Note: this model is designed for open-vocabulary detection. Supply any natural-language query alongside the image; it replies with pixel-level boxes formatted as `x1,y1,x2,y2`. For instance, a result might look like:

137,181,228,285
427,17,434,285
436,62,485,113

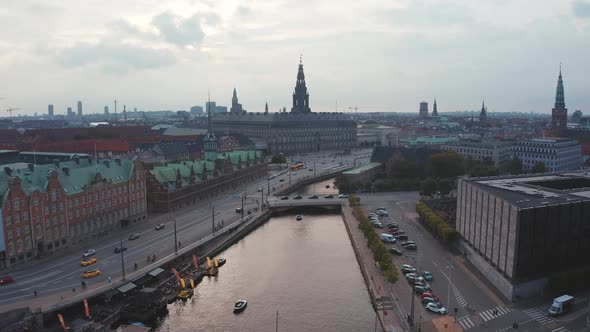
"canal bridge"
267,197,343,213
272,165,352,196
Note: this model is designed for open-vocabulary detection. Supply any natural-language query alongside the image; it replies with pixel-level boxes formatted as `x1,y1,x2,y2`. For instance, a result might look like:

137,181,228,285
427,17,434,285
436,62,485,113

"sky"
0,0,589,116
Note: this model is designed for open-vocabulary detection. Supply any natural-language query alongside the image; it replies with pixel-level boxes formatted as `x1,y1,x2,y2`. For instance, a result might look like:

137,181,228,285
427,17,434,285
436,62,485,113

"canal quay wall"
273,166,352,196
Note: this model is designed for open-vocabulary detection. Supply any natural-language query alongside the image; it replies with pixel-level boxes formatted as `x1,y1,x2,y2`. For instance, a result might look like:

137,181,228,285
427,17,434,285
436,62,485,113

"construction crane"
6,107,20,119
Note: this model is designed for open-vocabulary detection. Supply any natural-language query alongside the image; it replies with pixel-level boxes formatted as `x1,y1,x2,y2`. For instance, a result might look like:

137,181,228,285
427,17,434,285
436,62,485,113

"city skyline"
1,0,589,115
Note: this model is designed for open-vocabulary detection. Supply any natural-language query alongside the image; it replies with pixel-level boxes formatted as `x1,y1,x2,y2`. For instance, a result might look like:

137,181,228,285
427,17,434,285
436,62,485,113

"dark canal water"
153,212,377,332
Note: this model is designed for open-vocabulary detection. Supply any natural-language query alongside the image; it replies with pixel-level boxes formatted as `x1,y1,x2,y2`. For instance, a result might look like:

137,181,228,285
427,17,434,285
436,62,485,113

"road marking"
453,283,468,307
523,308,554,325
457,317,476,330
479,306,511,321
551,327,570,332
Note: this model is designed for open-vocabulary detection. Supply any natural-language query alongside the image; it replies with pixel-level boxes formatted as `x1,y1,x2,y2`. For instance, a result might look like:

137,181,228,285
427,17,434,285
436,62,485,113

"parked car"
392,230,406,236
82,249,96,258
324,194,334,198
390,248,403,256
155,224,165,230
128,233,140,240
425,302,447,315
114,246,127,254
308,195,319,199
401,241,416,247
421,292,441,303
257,187,263,192
0,275,14,285
386,222,399,228
279,178,285,182
338,194,348,198
422,297,440,305
396,234,409,241
414,285,431,295
236,207,244,213
280,196,289,200
82,270,102,278
404,243,418,250
422,271,433,281
372,222,384,228
401,264,416,274
293,195,303,199
80,258,97,266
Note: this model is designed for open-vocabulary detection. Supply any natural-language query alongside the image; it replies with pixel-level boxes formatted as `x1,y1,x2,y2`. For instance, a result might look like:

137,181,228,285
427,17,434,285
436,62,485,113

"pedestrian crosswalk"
452,284,468,307
551,327,570,332
479,306,511,321
457,317,476,330
523,308,554,325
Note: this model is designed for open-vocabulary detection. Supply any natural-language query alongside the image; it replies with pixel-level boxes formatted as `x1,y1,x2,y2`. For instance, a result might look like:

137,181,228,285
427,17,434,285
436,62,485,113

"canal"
153,211,378,331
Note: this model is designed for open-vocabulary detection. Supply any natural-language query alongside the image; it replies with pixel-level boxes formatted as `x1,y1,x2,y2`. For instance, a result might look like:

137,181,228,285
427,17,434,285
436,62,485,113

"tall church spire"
291,55,312,114
264,102,269,114
230,87,244,114
432,98,438,116
480,99,487,124
551,64,567,129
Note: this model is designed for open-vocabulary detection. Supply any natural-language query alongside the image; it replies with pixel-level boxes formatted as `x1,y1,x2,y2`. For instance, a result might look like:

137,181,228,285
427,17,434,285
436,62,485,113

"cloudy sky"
1,0,589,116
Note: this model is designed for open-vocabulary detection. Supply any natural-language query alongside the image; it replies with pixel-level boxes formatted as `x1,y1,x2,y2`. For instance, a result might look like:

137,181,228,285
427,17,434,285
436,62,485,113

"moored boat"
177,288,193,300
216,258,226,266
296,215,303,221
233,299,247,313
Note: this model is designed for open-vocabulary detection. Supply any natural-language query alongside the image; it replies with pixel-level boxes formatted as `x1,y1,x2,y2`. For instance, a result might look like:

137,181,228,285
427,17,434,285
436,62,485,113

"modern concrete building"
341,162,383,185
456,172,590,300
77,101,83,116
441,137,514,168
513,138,581,173
48,105,54,117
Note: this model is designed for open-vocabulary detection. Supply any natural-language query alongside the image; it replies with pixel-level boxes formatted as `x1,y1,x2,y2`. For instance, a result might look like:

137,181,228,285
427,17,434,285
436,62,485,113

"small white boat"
296,215,303,221
233,299,247,312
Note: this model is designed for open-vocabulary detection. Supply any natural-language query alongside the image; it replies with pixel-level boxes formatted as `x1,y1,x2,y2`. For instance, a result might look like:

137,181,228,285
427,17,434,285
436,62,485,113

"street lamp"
173,216,178,254
119,240,126,280
211,204,215,233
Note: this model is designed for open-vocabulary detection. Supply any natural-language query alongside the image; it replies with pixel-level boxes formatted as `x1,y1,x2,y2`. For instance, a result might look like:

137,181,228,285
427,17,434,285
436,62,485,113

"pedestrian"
134,262,138,270
33,290,37,297
178,241,182,248
107,276,112,283
72,288,76,293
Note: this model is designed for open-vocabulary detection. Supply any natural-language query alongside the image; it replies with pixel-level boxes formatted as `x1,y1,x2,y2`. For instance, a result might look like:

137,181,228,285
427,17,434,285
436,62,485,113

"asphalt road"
0,149,372,309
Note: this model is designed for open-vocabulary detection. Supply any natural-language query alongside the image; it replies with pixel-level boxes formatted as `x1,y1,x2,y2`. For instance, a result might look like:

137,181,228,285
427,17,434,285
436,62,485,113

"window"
24,225,29,234
36,225,42,238
23,212,29,221
15,227,21,237
14,214,20,223
7,230,12,240
5,216,11,225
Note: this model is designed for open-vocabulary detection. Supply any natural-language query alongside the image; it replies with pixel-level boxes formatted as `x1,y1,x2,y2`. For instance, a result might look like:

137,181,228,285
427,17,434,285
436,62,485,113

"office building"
441,137,513,168
67,107,73,116
104,106,109,115
77,101,83,116
205,101,216,114
456,172,590,300
48,105,54,117
513,138,581,173
215,106,227,114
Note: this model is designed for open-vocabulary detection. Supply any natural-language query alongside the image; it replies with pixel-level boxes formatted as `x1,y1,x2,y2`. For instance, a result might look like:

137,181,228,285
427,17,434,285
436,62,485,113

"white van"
380,233,396,243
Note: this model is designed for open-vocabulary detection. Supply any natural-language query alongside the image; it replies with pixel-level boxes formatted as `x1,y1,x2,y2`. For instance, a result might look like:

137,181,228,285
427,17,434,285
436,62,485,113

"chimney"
62,166,70,176
27,164,34,172
4,167,12,175
53,159,59,167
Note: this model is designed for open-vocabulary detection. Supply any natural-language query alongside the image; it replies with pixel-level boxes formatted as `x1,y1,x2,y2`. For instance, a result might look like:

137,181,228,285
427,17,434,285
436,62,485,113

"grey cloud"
202,12,221,26
28,2,61,15
236,6,252,17
56,40,175,75
152,12,205,47
572,1,590,17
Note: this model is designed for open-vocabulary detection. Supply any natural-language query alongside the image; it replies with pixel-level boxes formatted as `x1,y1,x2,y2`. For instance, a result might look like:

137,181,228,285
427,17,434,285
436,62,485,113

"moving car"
324,194,334,199
0,275,14,285
155,224,165,230
293,195,303,200
390,248,403,256
82,270,102,278
425,302,447,315
338,194,348,198
279,178,285,182
128,233,140,240
82,249,96,258
114,246,127,253
236,207,243,213
280,196,289,200
257,187,263,192
401,264,416,274
422,271,433,281
80,258,97,266
308,195,319,199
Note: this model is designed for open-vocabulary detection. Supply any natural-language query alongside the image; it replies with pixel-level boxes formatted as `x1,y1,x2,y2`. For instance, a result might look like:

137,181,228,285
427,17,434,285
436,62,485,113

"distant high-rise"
77,101,83,116
291,56,312,114
480,100,487,124
190,105,204,115
205,101,216,115
230,88,244,114
104,106,109,114
67,107,73,116
551,65,567,129
432,99,438,117
48,104,54,117
215,106,227,114
419,101,429,117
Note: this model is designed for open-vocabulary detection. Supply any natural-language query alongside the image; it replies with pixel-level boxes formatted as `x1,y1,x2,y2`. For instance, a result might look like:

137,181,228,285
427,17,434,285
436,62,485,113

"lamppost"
211,204,215,233
267,176,270,194
409,279,415,326
119,240,126,280
173,216,178,254
241,193,245,221
261,188,264,209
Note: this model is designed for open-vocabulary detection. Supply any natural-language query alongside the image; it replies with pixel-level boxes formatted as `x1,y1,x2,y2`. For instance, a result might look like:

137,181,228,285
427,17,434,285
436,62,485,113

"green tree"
506,157,523,175
390,160,423,178
271,154,286,163
429,151,466,178
531,161,547,173
420,178,437,196
438,179,453,196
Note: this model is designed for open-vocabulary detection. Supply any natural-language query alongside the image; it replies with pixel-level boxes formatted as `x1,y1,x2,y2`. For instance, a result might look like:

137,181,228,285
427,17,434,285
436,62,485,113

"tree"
420,178,437,196
506,157,523,175
438,179,453,196
271,154,286,163
390,160,423,178
531,161,547,173
429,151,466,178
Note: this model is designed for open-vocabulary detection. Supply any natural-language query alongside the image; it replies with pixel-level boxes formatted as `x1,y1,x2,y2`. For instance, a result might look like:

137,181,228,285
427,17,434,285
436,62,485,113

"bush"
416,202,459,245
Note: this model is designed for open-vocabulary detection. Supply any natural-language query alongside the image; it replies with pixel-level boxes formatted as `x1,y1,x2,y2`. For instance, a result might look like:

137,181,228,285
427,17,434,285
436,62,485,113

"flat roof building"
456,172,590,300
513,138,581,173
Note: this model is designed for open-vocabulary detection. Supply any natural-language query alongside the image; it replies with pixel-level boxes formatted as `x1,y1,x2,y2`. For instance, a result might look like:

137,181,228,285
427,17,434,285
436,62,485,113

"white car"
426,302,447,315
401,264,417,274
82,249,96,258
338,194,348,198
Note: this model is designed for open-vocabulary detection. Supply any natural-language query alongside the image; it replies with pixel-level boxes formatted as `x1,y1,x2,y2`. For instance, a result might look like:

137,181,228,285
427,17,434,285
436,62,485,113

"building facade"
419,102,429,117
441,137,513,168
456,173,590,300
513,138,581,172
212,59,356,154
0,157,146,269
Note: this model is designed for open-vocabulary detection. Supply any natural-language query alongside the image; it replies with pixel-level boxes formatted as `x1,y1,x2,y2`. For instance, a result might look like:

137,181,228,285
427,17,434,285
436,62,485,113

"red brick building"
0,157,146,269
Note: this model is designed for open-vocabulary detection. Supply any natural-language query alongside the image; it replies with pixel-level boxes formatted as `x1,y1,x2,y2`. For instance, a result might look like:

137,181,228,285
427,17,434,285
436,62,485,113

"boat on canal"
205,257,219,276
233,299,247,313
296,215,303,221
216,258,226,267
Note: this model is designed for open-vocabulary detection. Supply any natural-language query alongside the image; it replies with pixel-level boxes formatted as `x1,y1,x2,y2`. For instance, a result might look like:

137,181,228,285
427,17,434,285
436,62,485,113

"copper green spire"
555,64,565,109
